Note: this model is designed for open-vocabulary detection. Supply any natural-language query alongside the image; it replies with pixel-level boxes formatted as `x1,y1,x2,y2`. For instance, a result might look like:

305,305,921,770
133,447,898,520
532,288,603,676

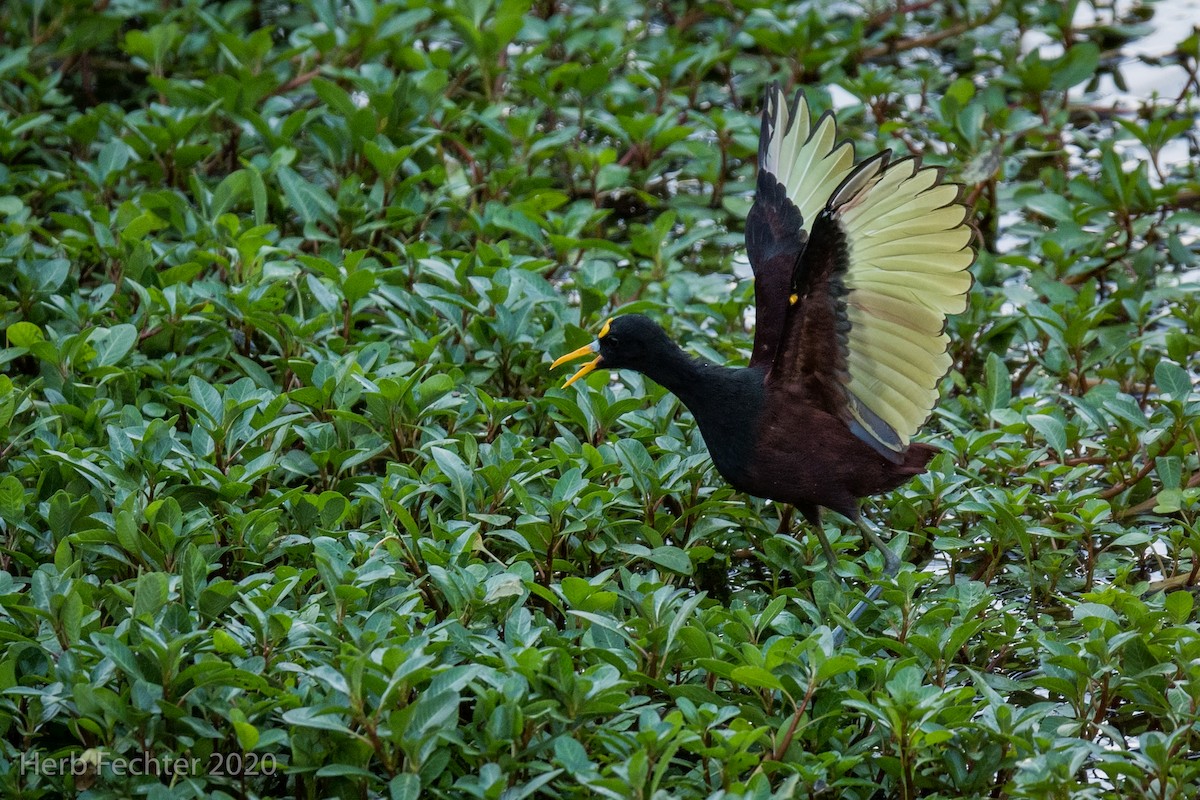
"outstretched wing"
771,153,976,461
745,84,855,369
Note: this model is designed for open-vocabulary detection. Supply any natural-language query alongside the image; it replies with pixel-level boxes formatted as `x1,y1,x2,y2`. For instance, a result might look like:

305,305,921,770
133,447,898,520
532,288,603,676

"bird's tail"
899,442,938,476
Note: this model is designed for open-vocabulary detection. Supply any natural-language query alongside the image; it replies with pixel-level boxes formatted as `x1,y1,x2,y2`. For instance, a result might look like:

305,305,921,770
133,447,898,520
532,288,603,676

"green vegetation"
1,1,1198,797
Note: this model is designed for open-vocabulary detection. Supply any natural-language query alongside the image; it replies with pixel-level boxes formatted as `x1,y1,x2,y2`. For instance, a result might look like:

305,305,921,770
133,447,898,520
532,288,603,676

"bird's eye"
605,336,619,347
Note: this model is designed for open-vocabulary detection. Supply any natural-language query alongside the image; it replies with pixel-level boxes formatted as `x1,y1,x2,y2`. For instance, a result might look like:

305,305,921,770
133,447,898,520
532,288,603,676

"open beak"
551,341,602,388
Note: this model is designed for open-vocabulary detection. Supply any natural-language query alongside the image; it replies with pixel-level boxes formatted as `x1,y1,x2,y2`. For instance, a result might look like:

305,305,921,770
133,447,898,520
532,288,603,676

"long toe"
830,583,885,645
857,517,901,577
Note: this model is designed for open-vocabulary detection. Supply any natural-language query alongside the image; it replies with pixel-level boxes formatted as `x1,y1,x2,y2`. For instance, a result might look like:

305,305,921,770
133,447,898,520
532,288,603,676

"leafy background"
1,0,1198,798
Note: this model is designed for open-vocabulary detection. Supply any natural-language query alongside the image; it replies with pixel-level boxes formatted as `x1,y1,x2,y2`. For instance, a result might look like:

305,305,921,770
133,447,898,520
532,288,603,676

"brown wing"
765,159,875,421
770,151,976,461
746,84,855,369
745,170,806,366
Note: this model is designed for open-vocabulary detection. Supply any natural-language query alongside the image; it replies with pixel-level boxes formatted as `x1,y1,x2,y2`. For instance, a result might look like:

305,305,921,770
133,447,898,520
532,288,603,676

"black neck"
639,340,713,405
635,341,765,481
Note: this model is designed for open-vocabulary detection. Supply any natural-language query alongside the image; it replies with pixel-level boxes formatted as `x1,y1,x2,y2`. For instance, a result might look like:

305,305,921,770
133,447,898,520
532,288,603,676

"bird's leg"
784,505,838,577
829,518,900,644
812,524,841,578
856,516,901,578
843,584,884,625
831,583,884,646
776,505,794,535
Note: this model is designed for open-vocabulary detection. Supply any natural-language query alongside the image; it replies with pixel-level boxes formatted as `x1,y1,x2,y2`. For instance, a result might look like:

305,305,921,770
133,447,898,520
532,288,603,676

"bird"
551,83,975,630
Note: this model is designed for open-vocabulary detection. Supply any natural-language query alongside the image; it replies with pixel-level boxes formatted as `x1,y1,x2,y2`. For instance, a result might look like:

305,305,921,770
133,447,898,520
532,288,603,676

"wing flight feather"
834,157,975,455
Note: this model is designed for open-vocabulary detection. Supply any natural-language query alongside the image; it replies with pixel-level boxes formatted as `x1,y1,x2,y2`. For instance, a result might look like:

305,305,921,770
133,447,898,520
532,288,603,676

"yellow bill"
551,343,601,387
552,318,613,388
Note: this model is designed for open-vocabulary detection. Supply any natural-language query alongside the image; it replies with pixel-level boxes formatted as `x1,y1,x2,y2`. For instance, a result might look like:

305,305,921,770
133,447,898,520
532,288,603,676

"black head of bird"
553,315,681,387
552,84,976,632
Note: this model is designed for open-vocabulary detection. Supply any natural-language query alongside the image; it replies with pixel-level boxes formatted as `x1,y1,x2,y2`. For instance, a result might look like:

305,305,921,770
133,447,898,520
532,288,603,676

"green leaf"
550,467,585,507
277,165,337,225
212,629,247,656
982,351,1011,414
1073,602,1119,624
554,736,593,774
1024,193,1074,223
0,475,24,523
232,717,260,751
731,665,784,691
6,321,44,347
282,706,356,734
430,446,472,510
343,267,377,305
189,377,224,424
31,259,69,293
89,324,137,367
121,211,167,242
96,634,144,681
1050,42,1100,90
1165,591,1193,624
0,47,31,79
0,376,11,429
1156,456,1182,491
418,374,455,405
816,654,860,682
211,169,251,218
483,572,524,603
98,139,131,182
247,166,268,225
133,572,169,620
1154,360,1191,403
1154,488,1184,514
493,0,533,46
645,545,692,574
60,589,83,644
180,544,208,609
311,78,358,117
388,774,421,800
406,690,460,740
1028,414,1067,458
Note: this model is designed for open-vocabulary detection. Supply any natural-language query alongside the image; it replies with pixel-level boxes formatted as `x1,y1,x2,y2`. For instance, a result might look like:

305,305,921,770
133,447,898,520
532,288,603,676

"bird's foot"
830,583,885,646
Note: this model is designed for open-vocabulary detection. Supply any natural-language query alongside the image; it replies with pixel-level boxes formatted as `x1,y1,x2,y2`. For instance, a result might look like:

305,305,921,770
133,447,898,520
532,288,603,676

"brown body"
742,393,936,523
619,325,936,526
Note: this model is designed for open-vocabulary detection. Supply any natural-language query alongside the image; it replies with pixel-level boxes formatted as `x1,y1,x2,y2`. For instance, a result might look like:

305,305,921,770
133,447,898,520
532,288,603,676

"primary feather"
834,157,974,452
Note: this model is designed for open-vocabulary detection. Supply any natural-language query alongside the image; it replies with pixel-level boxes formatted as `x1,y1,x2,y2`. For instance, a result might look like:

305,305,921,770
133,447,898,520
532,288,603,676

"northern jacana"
552,84,975,628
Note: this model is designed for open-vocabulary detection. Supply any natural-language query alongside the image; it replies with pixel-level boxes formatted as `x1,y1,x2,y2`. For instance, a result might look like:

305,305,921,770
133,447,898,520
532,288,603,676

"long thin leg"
857,516,901,578
830,517,900,645
812,524,841,578
832,584,885,646
844,581,886,623
789,505,839,577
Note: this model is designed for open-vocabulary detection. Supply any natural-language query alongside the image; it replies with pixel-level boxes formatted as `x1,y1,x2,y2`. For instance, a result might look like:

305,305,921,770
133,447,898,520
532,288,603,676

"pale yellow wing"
759,87,857,247
829,155,975,454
